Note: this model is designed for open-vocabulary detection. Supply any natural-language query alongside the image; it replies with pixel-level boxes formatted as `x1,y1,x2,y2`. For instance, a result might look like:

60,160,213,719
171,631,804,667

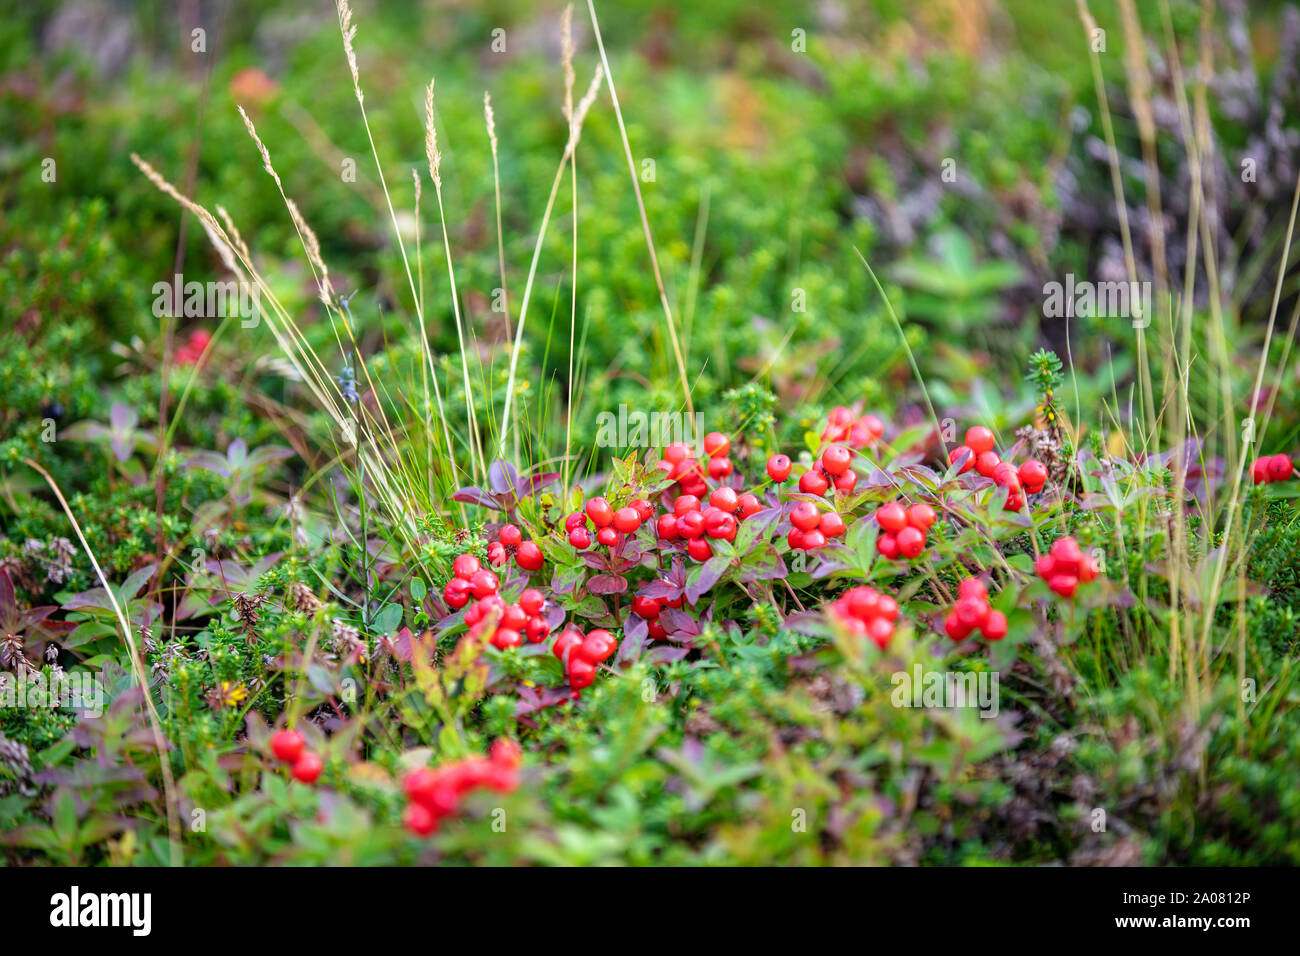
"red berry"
896,526,926,559
487,541,507,566
709,486,738,512
553,627,583,660
877,532,899,559
585,497,614,527
403,802,439,836
767,454,792,482
876,502,907,533
1252,458,1271,485
403,767,440,805
965,426,995,455
788,528,806,551
673,494,702,516
632,595,661,619
834,469,858,493
648,620,669,641
526,616,551,643
876,595,899,620
291,751,323,784
819,512,846,537
1078,554,1100,583
1268,453,1294,482
468,569,500,599
801,529,827,549
992,462,1019,487
957,577,987,601
847,587,879,618
270,729,305,763
687,538,713,561
662,442,691,465
949,445,975,474
491,627,522,649
828,406,853,428
596,527,619,547
1049,574,1078,598
515,541,544,571
1035,554,1056,579
657,514,680,540
944,613,972,641
906,503,936,530
567,655,596,689
703,432,731,458
790,502,821,531
703,508,737,540
821,444,852,476
630,498,655,522
443,578,472,610
866,616,893,649
613,507,642,533
737,493,762,518
519,588,545,616
490,738,523,768
975,451,1001,478
452,553,481,580
955,596,990,629
577,629,618,664
981,610,1008,641
501,604,529,631
1018,460,1048,493
568,527,592,550
564,512,589,532
498,524,522,548
799,470,829,496
677,510,706,539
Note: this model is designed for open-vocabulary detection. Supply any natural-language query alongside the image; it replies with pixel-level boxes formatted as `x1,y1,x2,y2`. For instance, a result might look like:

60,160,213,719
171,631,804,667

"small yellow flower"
217,681,248,708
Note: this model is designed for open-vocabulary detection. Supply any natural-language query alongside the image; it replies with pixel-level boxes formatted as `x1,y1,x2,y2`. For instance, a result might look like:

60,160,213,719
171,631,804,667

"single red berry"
648,620,669,641
515,541,544,571
896,525,926,559
1035,554,1056,579
1252,458,1270,485
975,451,1001,478
490,738,523,768
595,527,619,547
846,587,879,619
662,442,691,465
552,627,583,660
876,502,907,533
981,610,1008,641
866,616,893,649
906,503,936,530
737,493,762,518
632,595,661,619
957,577,987,601
568,527,592,550
965,426,995,455
630,498,654,522
519,588,545,616
949,445,976,474
452,553,480,580
403,767,440,805
577,629,618,664
525,616,551,643
443,578,472,610
673,494,701,516
821,444,852,476
468,569,500,599
1049,574,1078,598
944,613,972,641
487,541,507,566
585,497,614,527
828,406,854,427
834,469,858,493
788,528,806,551
819,512,846,537
703,508,737,540
709,486,738,512
1268,453,1294,482
992,462,1019,487
703,432,731,458
291,751,323,784
498,524,522,548
613,507,642,533
657,514,680,540
1018,459,1048,493
677,510,706,539
767,454,792,482
403,802,439,836
564,511,589,532
491,627,522,650
955,596,990,629
790,502,821,531
877,532,899,559
1078,554,1101,583
567,655,596,689
799,470,829,496
801,529,827,549
270,729,305,763
501,604,529,631
876,595,899,620
687,538,713,561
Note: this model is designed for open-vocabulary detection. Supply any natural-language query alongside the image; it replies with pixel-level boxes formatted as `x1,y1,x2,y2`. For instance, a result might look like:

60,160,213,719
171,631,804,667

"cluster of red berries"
828,586,899,648
1251,453,1294,485
176,327,212,366
401,739,521,836
488,523,544,571
654,433,732,496
821,406,885,447
1034,536,1100,598
874,500,936,560
657,488,762,561
787,501,847,551
565,496,654,550
552,625,617,690
269,729,323,784
443,553,501,610
947,426,1048,511
942,578,1007,641
631,594,673,640
805,444,861,495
